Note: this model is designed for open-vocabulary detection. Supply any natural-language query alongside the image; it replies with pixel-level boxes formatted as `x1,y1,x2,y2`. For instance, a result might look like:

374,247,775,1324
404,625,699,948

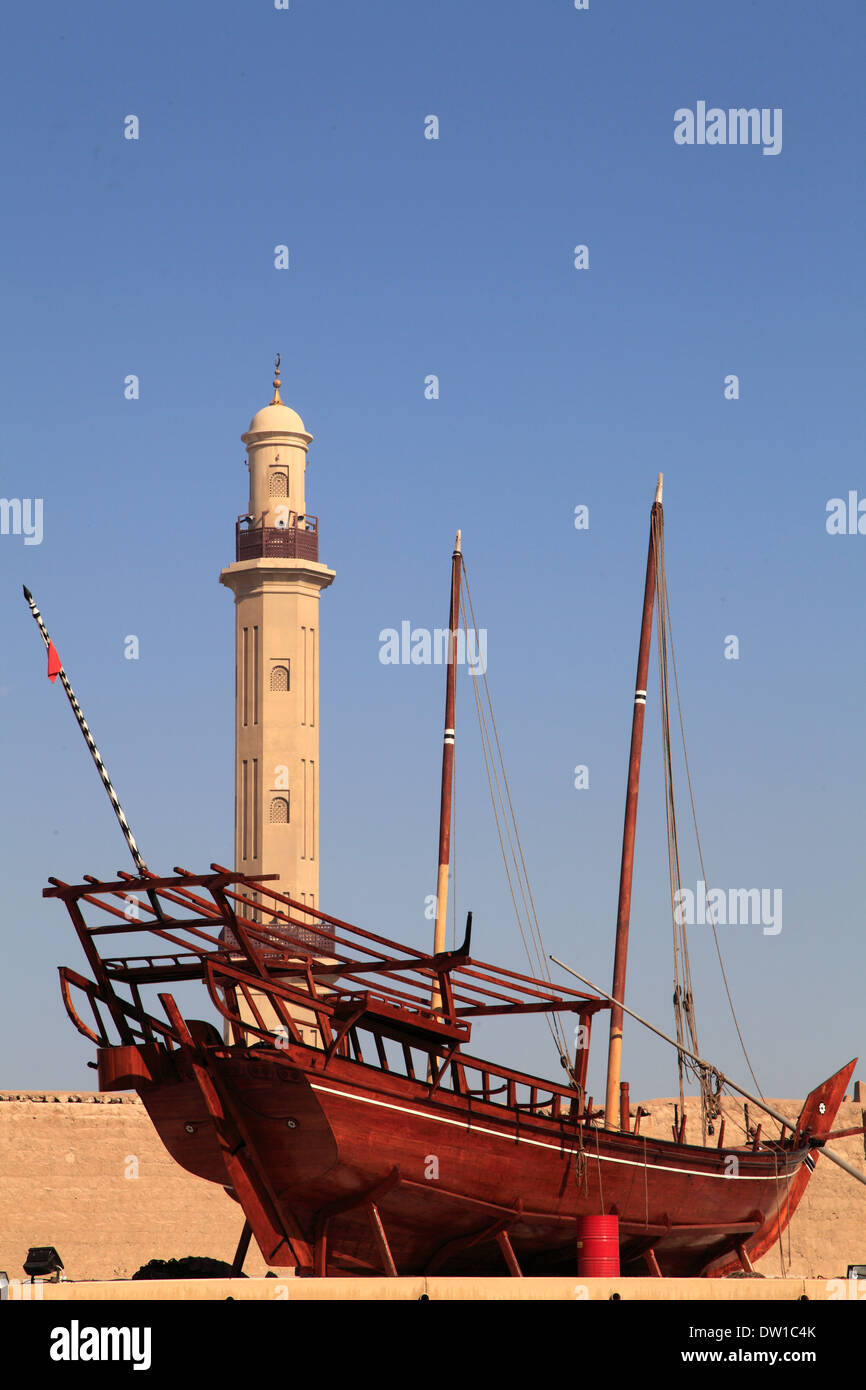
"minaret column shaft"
225,563,333,911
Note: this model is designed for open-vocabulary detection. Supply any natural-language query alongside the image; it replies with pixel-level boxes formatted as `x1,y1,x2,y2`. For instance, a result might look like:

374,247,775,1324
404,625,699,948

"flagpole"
22,588,159,908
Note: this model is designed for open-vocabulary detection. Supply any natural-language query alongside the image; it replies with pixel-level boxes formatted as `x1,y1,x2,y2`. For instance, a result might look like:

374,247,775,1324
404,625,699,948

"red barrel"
576,1215,620,1277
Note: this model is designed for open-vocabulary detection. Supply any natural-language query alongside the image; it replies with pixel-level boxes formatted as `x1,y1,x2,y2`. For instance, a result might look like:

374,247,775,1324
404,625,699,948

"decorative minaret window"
269,796,289,824
269,472,288,497
241,627,260,726
270,663,290,692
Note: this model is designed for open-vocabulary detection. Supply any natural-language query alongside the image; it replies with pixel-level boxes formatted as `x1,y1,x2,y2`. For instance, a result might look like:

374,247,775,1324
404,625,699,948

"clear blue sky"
1,1,863,1106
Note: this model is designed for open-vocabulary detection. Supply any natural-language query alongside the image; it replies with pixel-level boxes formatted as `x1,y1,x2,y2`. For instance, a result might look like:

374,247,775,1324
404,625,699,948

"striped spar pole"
22,587,164,918
603,475,663,1130
430,532,462,1016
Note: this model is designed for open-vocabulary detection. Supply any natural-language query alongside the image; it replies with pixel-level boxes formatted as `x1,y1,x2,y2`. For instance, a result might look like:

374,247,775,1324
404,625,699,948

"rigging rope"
653,508,765,1120
654,509,713,1138
456,526,764,1123
459,564,574,1074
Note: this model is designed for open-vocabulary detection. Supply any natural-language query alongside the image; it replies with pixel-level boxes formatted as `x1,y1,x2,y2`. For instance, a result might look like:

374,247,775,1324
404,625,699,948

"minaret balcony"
235,515,319,563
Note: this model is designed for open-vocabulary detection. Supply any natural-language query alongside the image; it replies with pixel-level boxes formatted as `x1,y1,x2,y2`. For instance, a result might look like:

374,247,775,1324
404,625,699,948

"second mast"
433,531,463,959
604,477,663,1130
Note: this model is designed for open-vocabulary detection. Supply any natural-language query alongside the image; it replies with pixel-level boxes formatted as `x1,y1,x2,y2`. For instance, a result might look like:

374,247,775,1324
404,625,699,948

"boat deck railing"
48,864,610,1122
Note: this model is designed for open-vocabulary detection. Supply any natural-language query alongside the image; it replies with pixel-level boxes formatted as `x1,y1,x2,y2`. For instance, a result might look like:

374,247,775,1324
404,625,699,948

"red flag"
47,642,62,683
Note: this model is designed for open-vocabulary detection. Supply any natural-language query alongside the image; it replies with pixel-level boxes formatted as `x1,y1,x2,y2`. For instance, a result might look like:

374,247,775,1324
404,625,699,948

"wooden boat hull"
101,1038,850,1278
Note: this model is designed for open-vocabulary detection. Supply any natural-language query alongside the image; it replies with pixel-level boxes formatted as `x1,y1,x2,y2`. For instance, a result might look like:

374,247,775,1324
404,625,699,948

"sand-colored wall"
1,1089,863,1283
0,1092,269,1281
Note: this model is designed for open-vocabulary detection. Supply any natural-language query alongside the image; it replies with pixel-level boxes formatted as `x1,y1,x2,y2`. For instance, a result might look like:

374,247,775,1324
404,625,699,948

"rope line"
459,565,573,1071
654,512,713,1139
657,544,765,1099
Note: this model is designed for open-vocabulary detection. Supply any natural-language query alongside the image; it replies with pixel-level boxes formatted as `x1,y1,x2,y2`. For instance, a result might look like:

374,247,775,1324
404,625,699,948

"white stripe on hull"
310,1082,800,1183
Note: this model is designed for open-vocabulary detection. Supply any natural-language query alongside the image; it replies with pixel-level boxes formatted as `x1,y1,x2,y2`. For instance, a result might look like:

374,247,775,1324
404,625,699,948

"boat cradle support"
158,992,315,1272
311,1170,527,1278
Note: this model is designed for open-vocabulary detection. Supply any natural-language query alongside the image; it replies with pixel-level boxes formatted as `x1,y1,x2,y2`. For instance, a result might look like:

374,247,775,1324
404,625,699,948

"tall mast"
604,476,663,1130
432,531,463,961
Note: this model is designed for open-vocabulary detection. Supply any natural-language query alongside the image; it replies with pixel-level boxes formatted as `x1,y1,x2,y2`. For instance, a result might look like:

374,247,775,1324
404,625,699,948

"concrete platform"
7,1276,849,1301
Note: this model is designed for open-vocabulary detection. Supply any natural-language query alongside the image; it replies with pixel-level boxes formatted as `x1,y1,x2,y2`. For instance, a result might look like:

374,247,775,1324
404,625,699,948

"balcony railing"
235,515,319,563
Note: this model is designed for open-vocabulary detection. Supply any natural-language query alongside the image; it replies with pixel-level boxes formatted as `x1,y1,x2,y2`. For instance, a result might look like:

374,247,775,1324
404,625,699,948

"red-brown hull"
57,863,854,1282
125,1041,821,1278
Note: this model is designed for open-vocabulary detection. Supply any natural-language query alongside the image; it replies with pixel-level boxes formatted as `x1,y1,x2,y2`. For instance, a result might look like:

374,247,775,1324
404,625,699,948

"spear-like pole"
22,586,163,918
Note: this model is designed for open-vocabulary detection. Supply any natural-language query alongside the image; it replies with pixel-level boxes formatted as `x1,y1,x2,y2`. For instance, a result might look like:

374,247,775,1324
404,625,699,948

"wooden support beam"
231,1221,253,1278
496,1230,523,1278
426,1208,523,1275
735,1241,755,1275
367,1203,398,1277
159,992,313,1271
620,1081,630,1133
313,1221,328,1278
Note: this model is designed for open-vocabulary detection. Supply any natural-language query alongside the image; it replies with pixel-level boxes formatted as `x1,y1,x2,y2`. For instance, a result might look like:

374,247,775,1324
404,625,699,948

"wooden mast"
432,532,463,978
604,477,663,1130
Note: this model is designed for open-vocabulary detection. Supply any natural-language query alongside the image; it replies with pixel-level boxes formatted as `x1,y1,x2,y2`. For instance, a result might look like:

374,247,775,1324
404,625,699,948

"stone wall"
0,1092,269,1281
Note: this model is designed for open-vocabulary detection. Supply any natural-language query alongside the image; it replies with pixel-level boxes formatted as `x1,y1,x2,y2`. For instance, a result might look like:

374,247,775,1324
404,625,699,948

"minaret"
220,359,335,916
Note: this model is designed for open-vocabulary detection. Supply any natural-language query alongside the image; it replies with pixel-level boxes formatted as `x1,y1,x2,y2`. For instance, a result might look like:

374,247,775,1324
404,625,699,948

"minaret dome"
241,356,314,532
